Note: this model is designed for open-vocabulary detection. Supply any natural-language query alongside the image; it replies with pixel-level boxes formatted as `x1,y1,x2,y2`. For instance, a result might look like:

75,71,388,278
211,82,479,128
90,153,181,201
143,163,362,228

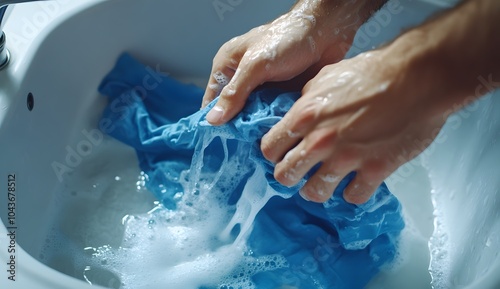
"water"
366,157,434,289
39,136,436,289
40,134,292,289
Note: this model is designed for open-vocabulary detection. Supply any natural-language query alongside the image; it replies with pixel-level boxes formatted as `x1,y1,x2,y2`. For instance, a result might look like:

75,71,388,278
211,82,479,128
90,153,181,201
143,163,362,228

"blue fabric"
98,53,405,289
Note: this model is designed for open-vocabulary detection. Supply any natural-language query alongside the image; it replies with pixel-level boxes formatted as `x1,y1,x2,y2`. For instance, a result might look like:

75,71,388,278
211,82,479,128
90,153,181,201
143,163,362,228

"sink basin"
0,0,498,288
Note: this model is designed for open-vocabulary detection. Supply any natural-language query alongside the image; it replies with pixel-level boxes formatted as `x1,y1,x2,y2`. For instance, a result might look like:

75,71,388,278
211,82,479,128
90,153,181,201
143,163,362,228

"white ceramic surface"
0,0,498,288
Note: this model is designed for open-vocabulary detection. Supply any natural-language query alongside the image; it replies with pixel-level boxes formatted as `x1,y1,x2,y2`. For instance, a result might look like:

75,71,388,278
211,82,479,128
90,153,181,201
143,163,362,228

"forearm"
291,0,388,18
288,0,389,58
384,0,500,116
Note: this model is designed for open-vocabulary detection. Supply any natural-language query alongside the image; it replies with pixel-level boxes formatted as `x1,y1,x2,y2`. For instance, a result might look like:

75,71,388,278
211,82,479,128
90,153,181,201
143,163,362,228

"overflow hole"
27,92,34,111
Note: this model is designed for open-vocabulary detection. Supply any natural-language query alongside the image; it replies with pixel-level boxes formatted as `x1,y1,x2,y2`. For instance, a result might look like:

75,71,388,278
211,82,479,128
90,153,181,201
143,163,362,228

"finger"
201,39,244,108
201,66,236,109
342,174,381,205
299,172,345,203
272,126,358,187
261,114,304,164
206,53,271,125
273,143,323,187
343,160,394,204
299,149,360,203
261,98,322,163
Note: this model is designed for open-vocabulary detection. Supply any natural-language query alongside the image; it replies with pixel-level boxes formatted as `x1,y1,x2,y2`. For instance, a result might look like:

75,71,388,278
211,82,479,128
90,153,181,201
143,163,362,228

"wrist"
374,29,452,120
382,0,500,119
307,0,388,62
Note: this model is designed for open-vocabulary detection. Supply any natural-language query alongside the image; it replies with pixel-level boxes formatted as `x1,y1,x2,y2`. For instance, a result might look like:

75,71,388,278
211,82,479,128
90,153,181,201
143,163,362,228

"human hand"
260,48,447,204
201,0,363,125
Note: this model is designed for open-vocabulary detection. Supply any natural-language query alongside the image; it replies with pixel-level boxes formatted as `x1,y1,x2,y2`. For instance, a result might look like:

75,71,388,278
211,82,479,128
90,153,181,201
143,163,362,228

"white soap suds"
213,71,230,86
287,130,300,138
212,71,230,96
344,239,372,250
65,131,291,289
320,174,340,184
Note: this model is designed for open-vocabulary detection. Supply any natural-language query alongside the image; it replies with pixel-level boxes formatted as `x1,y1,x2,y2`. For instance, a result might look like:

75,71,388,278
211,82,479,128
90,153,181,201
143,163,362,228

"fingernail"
206,106,224,124
299,188,311,202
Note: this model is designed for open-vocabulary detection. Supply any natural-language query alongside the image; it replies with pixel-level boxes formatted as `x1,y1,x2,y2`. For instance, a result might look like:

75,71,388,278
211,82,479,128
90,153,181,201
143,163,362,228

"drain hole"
27,92,34,111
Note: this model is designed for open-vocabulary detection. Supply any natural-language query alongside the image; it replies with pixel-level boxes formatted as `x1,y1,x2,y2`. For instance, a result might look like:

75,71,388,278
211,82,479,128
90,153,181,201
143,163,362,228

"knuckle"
331,148,359,170
299,104,318,123
220,90,244,107
361,159,392,183
289,101,320,131
219,41,235,54
306,128,338,154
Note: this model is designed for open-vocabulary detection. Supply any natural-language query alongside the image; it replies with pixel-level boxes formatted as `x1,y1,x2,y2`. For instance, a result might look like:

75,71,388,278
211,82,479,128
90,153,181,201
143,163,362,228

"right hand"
260,47,448,204
202,2,354,125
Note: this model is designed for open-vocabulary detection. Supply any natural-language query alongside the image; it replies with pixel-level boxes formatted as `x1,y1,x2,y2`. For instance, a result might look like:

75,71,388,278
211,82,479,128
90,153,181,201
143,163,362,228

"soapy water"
37,134,435,289
37,103,432,288
36,133,438,289
40,132,292,289
212,71,230,97
183,133,290,246
65,93,499,289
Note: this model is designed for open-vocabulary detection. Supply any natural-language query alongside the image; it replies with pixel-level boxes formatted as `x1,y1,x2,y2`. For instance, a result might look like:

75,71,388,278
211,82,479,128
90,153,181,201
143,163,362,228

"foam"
290,11,316,27
77,132,291,289
319,174,341,183
344,239,372,250
213,71,229,86
212,71,230,96
36,139,273,288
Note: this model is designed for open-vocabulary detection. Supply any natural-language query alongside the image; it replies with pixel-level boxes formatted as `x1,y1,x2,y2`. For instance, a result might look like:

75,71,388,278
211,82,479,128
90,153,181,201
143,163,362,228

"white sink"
0,0,498,288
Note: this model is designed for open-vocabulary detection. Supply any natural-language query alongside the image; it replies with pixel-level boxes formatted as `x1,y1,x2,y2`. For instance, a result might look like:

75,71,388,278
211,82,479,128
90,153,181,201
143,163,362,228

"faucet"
0,1,47,70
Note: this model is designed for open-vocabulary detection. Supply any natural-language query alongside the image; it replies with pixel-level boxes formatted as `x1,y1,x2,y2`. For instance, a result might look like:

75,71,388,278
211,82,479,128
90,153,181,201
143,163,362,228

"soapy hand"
202,16,323,124
260,49,446,204
201,0,358,125
203,0,500,204
259,0,500,204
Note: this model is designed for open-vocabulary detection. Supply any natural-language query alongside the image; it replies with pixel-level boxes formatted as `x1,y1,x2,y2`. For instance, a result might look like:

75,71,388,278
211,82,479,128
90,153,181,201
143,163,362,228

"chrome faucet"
0,1,47,70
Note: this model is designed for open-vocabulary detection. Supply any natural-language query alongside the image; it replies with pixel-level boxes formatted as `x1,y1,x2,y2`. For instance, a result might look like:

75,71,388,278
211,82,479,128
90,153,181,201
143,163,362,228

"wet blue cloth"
98,53,405,289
